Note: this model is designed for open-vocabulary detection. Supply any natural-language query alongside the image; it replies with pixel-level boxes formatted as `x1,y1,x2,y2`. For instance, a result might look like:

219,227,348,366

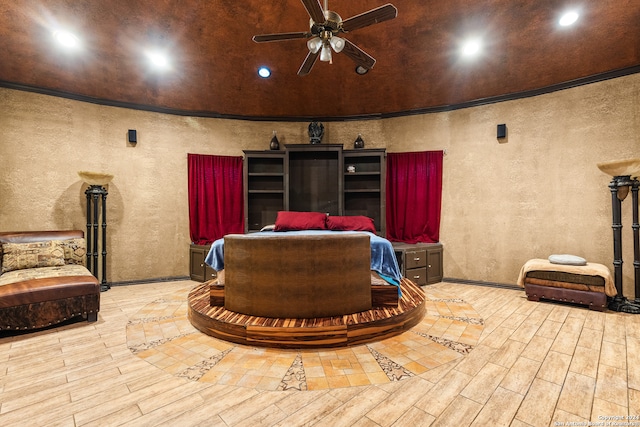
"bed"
205,229,402,286
203,212,403,318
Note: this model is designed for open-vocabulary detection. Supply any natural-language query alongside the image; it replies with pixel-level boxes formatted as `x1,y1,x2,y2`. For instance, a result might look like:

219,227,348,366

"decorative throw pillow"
1,240,66,273
274,211,327,231
326,215,376,233
58,238,87,266
548,254,587,266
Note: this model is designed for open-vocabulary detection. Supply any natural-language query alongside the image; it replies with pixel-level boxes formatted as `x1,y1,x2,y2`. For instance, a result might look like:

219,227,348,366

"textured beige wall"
384,73,640,295
0,89,383,283
1,74,638,294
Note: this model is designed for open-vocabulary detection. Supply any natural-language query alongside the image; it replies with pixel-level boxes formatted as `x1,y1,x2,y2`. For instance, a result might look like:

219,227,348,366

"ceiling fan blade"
341,3,398,32
341,39,376,70
298,50,320,76
253,32,310,42
300,0,326,24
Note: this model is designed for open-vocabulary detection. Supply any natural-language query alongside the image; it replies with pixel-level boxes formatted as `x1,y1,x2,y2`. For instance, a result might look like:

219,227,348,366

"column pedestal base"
608,296,640,314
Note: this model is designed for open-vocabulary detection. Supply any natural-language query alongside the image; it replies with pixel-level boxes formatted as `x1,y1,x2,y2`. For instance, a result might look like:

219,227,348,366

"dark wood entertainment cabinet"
244,144,386,235
191,145,445,284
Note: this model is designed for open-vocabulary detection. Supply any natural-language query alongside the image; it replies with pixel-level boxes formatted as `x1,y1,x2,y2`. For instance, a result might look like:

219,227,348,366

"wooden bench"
517,258,615,311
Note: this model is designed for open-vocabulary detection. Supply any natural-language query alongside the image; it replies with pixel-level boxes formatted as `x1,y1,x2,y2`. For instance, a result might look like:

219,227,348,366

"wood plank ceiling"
0,0,638,120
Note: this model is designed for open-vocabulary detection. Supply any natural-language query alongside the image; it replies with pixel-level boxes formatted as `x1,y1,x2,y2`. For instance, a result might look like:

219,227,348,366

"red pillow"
326,215,376,233
274,211,327,231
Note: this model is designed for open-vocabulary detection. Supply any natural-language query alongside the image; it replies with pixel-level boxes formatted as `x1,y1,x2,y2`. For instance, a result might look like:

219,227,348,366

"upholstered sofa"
0,230,100,331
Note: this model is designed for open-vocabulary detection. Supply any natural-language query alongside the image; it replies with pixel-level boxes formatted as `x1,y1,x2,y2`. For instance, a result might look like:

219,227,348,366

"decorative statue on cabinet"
308,121,324,144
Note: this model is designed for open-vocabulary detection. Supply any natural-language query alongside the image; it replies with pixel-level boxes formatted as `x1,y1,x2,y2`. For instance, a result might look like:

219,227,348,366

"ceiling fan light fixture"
307,37,322,54
320,44,332,62
253,2,397,75
329,36,345,53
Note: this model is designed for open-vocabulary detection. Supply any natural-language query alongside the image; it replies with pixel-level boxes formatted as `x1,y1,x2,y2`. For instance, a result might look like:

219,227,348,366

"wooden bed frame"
188,233,426,348
223,233,373,318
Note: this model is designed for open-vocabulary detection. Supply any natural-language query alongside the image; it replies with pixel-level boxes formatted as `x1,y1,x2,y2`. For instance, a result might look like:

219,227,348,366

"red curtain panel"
386,151,443,243
188,154,244,245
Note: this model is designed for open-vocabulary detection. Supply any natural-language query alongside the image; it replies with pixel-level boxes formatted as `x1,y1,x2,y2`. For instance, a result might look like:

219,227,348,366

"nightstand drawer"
405,249,426,269
406,267,427,285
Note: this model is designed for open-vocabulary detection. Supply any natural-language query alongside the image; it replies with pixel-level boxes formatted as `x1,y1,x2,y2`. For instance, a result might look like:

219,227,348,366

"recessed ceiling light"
461,38,482,58
146,51,169,70
258,66,271,78
559,11,579,26
53,30,80,49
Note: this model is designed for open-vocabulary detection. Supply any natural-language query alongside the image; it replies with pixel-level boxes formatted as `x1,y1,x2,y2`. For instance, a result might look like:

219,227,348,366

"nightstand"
189,244,217,282
392,242,443,285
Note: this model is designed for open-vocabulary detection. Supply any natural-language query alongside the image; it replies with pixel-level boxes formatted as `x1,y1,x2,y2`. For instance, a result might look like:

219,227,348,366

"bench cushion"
517,258,616,297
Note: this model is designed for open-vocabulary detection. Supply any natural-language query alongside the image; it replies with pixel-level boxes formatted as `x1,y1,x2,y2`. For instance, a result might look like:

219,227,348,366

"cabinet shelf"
344,172,381,176
344,189,381,193
245,147,385,235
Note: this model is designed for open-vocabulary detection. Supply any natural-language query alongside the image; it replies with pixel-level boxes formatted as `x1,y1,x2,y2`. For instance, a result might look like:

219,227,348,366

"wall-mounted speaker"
497,124,507,139
128,129,137,143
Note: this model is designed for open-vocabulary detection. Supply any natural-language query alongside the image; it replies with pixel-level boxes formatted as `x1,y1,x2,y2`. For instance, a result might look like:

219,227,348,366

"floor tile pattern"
4,280,640,426
126,284,484,391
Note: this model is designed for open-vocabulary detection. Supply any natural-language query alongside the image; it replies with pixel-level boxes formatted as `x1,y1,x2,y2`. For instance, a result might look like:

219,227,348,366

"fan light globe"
320,44,332,62
307,37,322,54
329,36,345,52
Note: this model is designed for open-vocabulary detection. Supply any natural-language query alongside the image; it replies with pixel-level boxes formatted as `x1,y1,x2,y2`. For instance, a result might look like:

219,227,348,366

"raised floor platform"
187,278,426,349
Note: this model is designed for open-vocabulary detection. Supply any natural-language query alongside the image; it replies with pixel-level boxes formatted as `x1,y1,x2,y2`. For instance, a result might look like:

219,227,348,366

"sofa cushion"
1,240,65,273
59,238,87,266
0,264,93,287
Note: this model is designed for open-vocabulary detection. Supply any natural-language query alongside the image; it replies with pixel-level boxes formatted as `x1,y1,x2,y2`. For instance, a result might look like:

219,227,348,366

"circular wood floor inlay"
126,281,485,391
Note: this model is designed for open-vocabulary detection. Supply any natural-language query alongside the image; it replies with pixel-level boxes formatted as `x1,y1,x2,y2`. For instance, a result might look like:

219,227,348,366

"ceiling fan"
252,0,397,76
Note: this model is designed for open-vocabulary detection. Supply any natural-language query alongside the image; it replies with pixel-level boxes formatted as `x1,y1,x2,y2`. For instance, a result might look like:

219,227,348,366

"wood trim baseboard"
443,277,521,290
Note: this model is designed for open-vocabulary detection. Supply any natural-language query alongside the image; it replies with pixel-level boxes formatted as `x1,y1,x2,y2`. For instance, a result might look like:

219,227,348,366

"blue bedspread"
204,230,403,286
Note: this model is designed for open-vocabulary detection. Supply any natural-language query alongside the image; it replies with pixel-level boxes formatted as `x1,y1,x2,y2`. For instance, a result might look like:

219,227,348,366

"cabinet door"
426,246,443,284
189,246,206,282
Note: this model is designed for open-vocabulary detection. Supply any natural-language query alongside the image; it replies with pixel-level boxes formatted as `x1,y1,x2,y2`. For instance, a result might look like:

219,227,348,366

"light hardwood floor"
1,280,639,426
